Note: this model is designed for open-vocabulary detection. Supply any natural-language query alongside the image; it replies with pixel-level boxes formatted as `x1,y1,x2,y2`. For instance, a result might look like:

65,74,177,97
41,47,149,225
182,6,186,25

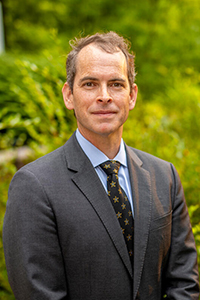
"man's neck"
77,129,123,159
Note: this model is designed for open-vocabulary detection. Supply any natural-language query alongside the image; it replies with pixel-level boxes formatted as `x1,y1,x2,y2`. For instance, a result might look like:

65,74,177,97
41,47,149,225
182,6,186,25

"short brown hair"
66,31,136,92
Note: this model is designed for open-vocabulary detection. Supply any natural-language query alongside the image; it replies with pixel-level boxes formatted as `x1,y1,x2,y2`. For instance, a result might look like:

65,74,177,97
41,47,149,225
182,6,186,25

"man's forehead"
74,43,129,83
76,43,126,65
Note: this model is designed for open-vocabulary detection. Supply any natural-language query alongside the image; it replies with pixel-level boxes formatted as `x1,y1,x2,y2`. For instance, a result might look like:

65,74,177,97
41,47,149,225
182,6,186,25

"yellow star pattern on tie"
110,181,116,188
100,160,134,265
121,203,126,210
113,196,119,203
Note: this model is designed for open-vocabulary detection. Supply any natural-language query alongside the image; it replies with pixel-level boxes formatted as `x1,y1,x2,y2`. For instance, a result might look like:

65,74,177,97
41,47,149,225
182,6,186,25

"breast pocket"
150,210,172,232
148,210,172,268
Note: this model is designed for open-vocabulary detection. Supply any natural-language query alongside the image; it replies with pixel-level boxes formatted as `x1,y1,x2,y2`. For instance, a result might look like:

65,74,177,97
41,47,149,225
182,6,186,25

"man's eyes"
82,82,125,88
84,82,95,87
111,82,124,87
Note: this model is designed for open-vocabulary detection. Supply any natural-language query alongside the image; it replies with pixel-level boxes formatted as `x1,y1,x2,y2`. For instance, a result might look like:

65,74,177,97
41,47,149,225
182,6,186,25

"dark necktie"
100,160,133,264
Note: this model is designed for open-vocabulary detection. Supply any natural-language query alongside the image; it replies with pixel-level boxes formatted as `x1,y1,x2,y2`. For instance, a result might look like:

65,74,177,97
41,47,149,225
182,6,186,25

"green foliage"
189,206,200,268
0,51,76,152
0,0,200,296
0,163,16,299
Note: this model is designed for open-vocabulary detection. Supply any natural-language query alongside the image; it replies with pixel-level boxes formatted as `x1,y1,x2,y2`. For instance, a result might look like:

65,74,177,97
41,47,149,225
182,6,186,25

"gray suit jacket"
3,133,199,300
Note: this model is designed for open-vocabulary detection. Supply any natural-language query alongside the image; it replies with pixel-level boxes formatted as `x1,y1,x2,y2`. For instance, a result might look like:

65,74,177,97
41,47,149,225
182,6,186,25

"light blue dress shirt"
76,129,134,215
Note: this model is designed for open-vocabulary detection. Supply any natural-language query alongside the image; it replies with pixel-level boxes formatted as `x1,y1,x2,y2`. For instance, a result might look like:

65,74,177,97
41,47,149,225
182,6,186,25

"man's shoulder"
126,145,172,171
18,133,78,174
17,144,66,178
126,146,179,188
13,132,84,182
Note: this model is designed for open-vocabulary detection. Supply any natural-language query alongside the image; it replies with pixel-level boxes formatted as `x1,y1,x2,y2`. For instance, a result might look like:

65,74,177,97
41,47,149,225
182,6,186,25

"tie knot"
100,160,120,176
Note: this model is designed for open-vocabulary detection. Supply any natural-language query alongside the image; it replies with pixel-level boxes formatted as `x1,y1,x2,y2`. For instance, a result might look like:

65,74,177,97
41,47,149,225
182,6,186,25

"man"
3,32,199,299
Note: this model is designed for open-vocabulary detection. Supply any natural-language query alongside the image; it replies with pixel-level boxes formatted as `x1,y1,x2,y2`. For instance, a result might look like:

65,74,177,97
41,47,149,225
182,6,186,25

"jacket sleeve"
164,164,199,299
3,168,67,300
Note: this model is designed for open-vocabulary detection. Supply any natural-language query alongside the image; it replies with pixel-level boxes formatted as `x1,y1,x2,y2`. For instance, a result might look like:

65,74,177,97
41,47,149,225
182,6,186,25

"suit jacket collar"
64,133,152,298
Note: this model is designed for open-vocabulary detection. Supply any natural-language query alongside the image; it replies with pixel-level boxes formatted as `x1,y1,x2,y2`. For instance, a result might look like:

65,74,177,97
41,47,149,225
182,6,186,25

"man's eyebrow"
78,77,98,84
78,77,127,84
109,78,126,82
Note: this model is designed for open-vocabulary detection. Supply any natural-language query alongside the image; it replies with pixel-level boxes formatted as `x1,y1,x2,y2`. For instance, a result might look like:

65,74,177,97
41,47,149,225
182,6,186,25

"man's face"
63,44,137,143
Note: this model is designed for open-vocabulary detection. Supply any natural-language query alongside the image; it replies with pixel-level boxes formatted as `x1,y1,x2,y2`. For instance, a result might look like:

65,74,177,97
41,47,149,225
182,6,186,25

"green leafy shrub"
0,163,16,300
189,206,200,269
0,52,76,152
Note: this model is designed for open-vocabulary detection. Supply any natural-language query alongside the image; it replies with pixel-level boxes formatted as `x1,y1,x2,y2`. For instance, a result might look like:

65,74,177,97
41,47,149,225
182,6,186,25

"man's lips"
92,110,117,115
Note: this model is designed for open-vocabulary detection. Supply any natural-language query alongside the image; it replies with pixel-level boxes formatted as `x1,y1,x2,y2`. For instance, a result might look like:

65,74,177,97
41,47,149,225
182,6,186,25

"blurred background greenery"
0,0,200,298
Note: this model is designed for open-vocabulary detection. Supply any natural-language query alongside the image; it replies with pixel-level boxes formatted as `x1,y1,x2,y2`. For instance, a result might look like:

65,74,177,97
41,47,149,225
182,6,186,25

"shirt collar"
76,129,127,168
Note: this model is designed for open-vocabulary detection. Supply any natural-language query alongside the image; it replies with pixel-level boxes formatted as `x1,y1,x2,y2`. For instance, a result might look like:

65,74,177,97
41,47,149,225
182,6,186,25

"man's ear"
129,83,138,111
62,82,74,110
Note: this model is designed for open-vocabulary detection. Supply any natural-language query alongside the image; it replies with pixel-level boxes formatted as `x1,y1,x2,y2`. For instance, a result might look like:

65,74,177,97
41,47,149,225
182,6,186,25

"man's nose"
96,85,112,103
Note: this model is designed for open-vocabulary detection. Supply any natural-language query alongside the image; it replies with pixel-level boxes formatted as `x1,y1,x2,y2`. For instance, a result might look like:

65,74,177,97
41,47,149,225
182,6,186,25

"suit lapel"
63,133,133,277
126,146,152,299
